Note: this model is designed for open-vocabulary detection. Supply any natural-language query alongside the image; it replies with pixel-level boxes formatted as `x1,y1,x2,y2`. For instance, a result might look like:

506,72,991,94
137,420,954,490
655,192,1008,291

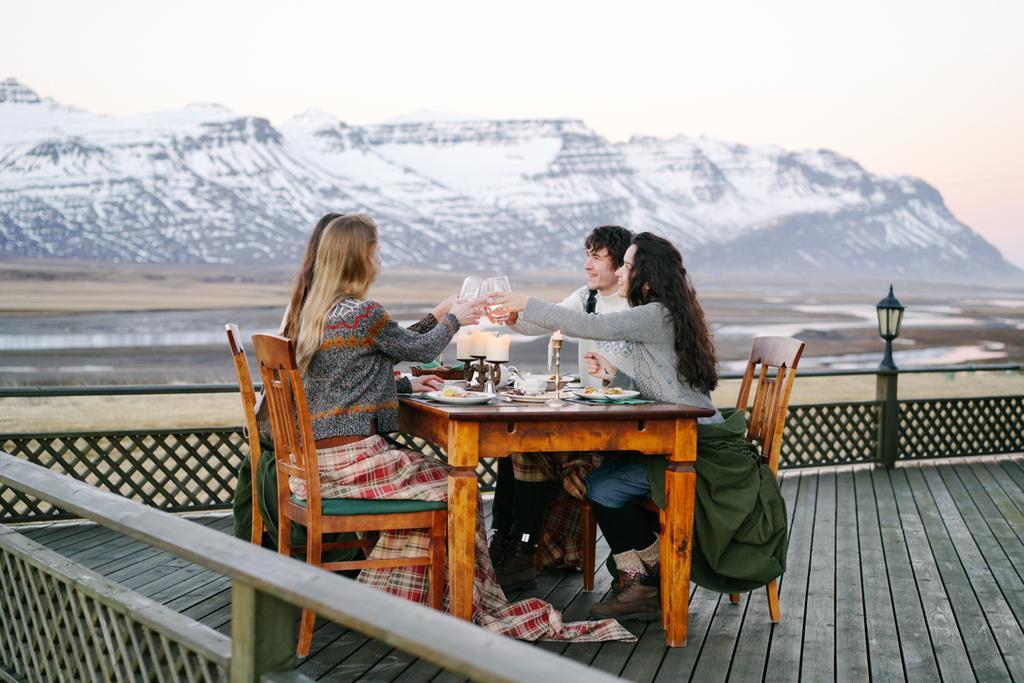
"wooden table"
399,397,716,647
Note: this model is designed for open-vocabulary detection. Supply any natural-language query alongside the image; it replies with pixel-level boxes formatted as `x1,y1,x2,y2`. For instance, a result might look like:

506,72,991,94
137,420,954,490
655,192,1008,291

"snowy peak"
0,78,1018,279
0,78,43,104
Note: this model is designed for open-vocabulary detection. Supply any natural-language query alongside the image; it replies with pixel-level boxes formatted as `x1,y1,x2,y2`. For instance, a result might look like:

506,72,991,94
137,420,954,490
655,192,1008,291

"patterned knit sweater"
303,299,460,439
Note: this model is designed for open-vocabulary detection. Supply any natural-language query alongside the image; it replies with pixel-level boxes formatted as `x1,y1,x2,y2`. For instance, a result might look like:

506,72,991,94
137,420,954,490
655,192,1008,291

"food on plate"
604,387,625,396
442,387,468,398
582,387,601,395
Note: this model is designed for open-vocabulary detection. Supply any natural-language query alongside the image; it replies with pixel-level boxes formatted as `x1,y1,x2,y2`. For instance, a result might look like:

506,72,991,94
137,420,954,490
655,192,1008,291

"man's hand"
410,375,443,393
584,352,616,382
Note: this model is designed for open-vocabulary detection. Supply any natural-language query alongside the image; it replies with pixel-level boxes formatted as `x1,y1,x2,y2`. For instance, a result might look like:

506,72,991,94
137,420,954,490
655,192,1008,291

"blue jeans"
585,458,652,508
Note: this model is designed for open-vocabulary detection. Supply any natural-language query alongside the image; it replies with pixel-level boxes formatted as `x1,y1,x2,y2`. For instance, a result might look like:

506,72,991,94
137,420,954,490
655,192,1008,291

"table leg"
664,417,698,647
446,422,480,622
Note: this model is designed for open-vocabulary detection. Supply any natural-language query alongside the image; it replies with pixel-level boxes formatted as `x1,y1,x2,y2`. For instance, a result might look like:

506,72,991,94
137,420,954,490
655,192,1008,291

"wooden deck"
15,456,1024,682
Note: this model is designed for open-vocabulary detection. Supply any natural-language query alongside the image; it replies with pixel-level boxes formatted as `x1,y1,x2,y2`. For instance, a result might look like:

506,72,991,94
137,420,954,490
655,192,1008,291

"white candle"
470,330,490,357
486,333,510,362
547,330,563,373
455,332,472,360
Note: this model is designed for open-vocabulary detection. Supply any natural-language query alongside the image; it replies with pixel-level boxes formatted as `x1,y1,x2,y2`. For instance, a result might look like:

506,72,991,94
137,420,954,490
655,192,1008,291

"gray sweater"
521,297,723,424
303,299,459,439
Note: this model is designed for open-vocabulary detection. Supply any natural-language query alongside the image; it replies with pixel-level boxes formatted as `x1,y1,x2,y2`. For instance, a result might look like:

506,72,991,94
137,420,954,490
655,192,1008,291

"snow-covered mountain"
1,78,1017,279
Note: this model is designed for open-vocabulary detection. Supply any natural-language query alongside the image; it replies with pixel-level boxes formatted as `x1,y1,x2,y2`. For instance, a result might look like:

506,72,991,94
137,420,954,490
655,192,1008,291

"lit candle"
486,333,510,362
455,332,472,360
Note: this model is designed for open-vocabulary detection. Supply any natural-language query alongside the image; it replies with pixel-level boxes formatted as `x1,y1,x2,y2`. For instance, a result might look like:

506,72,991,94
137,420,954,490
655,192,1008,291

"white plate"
425,390,495,405
570,388,641,402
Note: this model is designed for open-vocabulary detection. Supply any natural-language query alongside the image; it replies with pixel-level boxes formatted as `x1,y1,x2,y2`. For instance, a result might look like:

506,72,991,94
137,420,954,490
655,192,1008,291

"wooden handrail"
0,453,619,683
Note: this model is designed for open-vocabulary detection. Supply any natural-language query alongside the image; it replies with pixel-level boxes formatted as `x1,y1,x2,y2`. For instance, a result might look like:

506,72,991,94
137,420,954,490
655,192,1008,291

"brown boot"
488,529,512,566
589,567,660,621
494,542,538,591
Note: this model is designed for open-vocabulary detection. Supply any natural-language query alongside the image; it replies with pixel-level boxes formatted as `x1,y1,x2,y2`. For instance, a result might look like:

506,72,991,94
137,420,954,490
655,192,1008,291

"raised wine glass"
482,275,511,324
459,276,483,304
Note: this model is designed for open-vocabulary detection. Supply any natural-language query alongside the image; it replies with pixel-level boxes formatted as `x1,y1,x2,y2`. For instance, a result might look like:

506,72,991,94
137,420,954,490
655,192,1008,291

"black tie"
585,289,598,314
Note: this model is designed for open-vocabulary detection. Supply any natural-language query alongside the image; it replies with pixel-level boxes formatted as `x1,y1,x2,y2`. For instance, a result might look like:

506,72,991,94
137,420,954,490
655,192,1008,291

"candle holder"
467,355,489,389
458,357,475,383
487,360,505,390
546,337,567,408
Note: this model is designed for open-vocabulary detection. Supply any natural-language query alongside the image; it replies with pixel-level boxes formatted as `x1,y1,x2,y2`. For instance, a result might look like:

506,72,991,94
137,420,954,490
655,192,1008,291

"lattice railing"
0,428,246,522
899,395,1024,460
0,525,230,683
777,401,882,468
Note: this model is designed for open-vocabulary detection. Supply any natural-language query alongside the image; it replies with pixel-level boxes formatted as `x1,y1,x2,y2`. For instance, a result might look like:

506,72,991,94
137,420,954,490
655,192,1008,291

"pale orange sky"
3,0,1022,266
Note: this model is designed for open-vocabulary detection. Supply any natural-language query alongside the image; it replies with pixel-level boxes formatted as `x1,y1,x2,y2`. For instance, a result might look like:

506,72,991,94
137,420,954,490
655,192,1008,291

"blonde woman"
288,214,633,643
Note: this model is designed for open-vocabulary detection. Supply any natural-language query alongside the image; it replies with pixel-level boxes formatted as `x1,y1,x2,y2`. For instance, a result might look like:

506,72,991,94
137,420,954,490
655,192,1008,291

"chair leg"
729,593,741,604
766,579,781,622
297,529,322,658
429,511,447,611
250,454,264,546
581,500,595,591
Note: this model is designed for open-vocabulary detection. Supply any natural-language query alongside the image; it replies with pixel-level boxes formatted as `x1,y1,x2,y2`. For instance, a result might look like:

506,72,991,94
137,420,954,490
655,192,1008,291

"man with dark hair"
490,225,636,590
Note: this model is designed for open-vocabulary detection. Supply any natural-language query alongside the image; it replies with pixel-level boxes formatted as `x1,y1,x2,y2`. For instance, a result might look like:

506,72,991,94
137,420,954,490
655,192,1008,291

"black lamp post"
876,284,905,371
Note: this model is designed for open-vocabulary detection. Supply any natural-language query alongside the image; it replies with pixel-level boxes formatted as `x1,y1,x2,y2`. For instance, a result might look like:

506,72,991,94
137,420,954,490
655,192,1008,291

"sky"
3,0,1022,267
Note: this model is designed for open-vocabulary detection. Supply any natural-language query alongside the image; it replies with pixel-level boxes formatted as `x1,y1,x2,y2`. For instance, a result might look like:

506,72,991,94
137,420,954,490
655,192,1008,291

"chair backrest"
734,336,806,474
250,334,323,513
226,324,264,544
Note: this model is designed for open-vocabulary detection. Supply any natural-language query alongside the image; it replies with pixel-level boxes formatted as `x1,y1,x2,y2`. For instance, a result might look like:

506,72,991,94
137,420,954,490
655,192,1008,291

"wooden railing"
0,454,619,683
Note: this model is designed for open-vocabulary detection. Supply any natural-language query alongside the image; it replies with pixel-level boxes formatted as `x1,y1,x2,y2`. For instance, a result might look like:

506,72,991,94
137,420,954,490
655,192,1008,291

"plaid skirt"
290,435,634,643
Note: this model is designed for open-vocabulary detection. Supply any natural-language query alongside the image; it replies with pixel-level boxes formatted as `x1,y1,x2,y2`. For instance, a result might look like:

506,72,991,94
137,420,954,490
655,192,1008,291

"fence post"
230,580,298,683
876,368,899,469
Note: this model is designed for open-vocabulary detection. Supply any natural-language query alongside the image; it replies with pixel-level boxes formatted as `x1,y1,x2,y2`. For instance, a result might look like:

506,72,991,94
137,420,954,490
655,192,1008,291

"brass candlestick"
546,337,567,408
458,357,474,383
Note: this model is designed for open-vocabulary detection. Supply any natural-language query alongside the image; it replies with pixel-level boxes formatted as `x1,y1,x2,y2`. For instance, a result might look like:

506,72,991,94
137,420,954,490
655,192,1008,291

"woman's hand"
451,298,482,326
584,352,617,382
410,375,443,393
431,294,458,320
488,292,530,314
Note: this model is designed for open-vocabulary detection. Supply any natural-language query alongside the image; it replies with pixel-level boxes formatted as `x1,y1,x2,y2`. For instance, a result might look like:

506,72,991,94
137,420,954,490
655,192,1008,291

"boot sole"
498,576,537,592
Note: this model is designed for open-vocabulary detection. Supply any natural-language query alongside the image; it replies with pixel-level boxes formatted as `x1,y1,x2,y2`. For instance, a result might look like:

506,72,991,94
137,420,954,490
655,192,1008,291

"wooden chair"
251,333,447,658
225,324,264,546
570,335,805,622
725,335,805,622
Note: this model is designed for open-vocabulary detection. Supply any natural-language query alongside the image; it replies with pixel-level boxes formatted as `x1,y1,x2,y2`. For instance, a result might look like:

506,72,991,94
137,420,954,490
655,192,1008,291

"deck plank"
852,468,903,682
834,468,870,682
13,458,1024,681
802,470,837,681
871,467,943,682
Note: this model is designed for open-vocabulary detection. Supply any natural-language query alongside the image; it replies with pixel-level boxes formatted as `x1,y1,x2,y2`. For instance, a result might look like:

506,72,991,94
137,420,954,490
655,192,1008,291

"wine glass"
459,276,483,304
482,275,511,323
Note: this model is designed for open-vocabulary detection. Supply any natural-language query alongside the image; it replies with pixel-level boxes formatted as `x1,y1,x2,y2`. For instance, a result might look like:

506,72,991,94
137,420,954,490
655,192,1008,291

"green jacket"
647,410,789,593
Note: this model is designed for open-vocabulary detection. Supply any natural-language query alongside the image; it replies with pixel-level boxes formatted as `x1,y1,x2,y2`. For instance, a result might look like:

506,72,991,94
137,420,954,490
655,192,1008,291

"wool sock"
637,536,660,567
613,549,645,575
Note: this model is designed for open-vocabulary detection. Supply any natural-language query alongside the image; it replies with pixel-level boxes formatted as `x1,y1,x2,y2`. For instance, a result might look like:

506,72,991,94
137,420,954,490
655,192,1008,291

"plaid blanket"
291,435,634,643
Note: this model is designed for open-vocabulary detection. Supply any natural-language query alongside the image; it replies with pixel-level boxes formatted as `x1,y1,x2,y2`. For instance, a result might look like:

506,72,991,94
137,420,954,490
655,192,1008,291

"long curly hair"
625,233,718,394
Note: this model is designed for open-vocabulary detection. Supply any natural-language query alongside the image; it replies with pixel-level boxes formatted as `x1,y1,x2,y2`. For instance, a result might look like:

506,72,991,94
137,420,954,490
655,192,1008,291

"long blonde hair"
295,214,379,372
